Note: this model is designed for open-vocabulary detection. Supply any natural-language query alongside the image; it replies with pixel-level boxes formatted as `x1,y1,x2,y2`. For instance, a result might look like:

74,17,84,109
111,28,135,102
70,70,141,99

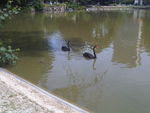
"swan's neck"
67,42,70,48
93,47,96,58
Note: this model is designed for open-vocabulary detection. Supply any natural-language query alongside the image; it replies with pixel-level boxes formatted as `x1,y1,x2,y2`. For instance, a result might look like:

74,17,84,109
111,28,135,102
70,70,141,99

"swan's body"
83,46,97,59
61,41,70,51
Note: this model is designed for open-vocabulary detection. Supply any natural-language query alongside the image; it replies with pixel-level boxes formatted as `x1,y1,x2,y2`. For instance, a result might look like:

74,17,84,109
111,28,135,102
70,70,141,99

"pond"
1,10,150,113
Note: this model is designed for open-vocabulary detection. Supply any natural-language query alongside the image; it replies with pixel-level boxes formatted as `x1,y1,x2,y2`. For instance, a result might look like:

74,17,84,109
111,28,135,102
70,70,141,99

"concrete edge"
0,68,89,113
86,6,150,11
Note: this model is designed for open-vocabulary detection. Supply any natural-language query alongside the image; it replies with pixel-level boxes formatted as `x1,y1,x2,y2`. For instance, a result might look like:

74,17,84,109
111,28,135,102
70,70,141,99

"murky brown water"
1,10,150,113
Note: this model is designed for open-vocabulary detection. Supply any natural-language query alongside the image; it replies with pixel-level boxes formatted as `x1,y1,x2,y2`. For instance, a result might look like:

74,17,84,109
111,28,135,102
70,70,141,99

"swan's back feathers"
61,46,70,51
83,52,95,59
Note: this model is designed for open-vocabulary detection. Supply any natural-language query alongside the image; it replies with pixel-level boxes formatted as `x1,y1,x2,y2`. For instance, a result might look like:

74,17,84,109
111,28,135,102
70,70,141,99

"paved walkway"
0,68,88,113
0,80,51,113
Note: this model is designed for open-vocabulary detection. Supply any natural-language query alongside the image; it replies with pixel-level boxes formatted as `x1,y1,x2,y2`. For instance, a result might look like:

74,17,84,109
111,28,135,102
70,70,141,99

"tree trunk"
134,0,138,5
139,0,143,5
72,0,77,3
134,0,143,5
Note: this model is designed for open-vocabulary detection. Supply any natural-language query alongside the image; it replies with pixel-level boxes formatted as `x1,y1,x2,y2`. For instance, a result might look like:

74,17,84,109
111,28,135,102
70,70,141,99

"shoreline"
86,5,150,11
0,68,89,113
30,5,150,13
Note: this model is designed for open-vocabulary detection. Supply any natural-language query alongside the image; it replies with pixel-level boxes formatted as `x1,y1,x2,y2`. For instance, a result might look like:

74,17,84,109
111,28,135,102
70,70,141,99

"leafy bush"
0,1,20,67
0,1,20,27
65,2,85,10
44,3,66,7
0,46,20,66
33,0,44,11
117,0,134,4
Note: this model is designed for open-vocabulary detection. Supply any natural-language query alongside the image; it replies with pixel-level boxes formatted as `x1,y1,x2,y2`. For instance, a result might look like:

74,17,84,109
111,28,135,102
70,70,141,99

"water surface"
1,10,150,113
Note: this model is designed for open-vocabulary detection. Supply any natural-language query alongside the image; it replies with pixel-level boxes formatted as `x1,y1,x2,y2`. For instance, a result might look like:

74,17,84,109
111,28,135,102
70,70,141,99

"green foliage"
44,3,66,7
0,46,20,66
0,1,20,25
0,0,149,7
0,0,28,7
65,2,85,10
33,0,44,11
79,0,92,5
0,1,20,66
66,2,79,9
117,0,134,4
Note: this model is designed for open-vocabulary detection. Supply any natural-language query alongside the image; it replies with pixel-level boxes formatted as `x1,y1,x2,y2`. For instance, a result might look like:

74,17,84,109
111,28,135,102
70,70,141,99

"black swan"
61,41,70,51
83,45,97,59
